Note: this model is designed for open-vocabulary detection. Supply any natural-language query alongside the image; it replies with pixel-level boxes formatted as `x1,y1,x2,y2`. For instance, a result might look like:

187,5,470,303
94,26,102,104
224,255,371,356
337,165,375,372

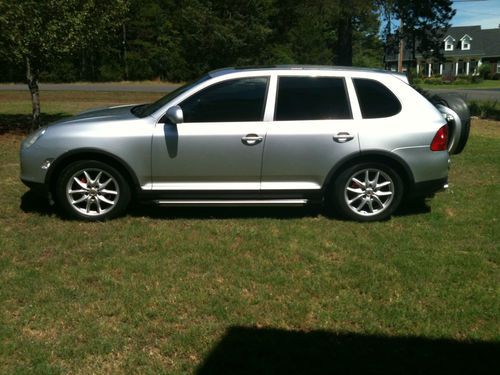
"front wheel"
56,160,131,221
328,163,403,222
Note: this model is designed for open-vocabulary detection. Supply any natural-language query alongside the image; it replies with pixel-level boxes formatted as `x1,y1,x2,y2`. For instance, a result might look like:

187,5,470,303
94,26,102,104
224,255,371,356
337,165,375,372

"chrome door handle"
333,132,354,143
241,134,263,146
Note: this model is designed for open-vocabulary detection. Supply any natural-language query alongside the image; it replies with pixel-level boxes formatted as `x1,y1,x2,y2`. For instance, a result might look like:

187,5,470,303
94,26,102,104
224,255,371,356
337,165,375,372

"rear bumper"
409,177,448,198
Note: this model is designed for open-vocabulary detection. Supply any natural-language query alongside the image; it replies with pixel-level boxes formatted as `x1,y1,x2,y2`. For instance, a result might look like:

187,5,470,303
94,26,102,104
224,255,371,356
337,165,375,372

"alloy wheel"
344,168,395,217
66,168,120,216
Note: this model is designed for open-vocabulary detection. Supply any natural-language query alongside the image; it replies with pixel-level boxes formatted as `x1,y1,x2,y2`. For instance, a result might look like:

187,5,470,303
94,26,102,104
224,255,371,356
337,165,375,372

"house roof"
481,28,500,57
385,25,500,62
440,26,483,57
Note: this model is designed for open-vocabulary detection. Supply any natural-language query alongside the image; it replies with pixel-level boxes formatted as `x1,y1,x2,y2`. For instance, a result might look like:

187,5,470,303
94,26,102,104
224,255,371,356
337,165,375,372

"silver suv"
20,66,463,221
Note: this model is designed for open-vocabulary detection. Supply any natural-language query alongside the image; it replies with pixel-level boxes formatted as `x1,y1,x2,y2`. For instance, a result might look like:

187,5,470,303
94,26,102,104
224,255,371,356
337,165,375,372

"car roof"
208,65,400,78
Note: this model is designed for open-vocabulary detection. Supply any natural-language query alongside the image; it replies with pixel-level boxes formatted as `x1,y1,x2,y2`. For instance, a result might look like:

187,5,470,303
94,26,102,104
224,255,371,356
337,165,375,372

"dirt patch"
471,118,500,138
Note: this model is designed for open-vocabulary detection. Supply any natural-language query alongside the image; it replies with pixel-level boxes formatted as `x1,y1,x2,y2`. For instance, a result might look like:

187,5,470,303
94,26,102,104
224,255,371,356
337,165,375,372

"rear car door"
261,74,360,193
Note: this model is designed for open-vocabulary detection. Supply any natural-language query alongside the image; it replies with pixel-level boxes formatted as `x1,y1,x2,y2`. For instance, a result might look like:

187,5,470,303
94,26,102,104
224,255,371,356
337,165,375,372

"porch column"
439,63,443,75
466,61,470,75
416,63,420,75
455,61,459,76
428,63,432,77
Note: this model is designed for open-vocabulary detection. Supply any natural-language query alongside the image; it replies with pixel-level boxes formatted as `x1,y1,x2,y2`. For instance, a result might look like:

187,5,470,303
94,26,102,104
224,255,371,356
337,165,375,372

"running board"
155,199,308,207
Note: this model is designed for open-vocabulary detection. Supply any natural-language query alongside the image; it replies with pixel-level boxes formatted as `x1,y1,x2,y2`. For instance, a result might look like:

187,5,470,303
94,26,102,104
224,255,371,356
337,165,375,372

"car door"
261,74,360,192
151,76,269,192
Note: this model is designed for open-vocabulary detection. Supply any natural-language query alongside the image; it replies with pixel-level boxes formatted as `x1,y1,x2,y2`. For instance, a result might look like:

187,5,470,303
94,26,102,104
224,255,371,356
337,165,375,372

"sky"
452,0,500,29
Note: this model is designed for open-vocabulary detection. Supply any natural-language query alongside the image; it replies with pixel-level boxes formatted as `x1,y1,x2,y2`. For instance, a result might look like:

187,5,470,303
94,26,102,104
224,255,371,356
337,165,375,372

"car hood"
50,104,142,126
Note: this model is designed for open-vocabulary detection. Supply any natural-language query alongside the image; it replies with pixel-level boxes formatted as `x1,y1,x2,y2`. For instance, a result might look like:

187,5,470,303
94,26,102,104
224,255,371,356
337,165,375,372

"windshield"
133,74,211,118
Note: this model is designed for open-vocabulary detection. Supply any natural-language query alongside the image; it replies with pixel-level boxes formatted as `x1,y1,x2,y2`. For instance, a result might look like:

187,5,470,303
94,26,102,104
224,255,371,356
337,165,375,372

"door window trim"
158,74,272,124
272,75,353,122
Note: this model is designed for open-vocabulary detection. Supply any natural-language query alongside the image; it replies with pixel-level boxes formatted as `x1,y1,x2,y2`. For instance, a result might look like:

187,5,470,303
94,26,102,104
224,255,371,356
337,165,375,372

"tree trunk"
123,23,129,80
336,5,353,66
411,32,417,70
26,57,41,130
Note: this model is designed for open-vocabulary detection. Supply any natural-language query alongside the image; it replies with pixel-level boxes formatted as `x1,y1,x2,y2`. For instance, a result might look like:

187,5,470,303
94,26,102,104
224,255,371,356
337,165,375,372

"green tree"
267,0,381,67
334,0,382,66
0,0,127,129
382,0,456,68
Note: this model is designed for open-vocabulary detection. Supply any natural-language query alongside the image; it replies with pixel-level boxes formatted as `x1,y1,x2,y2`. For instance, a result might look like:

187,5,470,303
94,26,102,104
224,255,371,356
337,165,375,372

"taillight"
430,124,448,151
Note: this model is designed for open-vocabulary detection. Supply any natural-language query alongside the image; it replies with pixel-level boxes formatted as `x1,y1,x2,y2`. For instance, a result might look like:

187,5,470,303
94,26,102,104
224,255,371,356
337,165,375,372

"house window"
461,35,472,50
444,36,455,51
497,63,500,74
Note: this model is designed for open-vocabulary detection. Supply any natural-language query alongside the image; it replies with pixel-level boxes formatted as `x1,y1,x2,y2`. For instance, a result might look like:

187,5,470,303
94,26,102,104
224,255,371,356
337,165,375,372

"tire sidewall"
56,160,131,221
330,162,403,222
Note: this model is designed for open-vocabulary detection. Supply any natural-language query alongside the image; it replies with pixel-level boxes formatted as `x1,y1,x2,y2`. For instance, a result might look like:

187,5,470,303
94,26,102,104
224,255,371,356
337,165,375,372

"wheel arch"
322,151,415,195
46,148,141,199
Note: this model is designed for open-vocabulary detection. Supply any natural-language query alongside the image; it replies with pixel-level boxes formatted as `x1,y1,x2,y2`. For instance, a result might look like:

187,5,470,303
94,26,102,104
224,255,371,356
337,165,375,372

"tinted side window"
180,77,268,122
353,78,402,118
275,77,351,121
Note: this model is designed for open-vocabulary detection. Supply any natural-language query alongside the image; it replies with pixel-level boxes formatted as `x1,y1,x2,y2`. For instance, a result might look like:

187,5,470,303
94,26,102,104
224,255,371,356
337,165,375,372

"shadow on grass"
394,198,432,217
19,192,433,221
197,326,498,375
129,197,432,221
0,113,69,135
128,203,323,220
20,191,56,217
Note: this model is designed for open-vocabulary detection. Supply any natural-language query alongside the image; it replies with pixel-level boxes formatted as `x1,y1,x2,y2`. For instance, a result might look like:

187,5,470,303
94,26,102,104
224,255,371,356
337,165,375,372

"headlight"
22,128,46,148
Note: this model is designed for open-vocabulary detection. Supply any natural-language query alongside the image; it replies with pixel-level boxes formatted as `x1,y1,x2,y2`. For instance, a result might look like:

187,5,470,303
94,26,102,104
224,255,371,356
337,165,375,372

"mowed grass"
0,90,163,119
0,91,499,374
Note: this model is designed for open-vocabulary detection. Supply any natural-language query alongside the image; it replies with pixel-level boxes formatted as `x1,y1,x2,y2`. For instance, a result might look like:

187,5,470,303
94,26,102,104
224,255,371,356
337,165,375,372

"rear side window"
353,78,401,118
275,76,352,121
180,77,268,122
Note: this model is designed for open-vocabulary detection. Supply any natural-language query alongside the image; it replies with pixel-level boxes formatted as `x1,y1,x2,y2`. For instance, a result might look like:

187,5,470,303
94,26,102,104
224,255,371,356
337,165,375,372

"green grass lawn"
416,79,500,90
0,91,499,374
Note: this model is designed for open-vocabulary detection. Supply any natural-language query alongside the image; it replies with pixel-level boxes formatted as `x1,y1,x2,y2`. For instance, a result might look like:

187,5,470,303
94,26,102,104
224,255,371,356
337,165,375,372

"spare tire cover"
429,93,470,154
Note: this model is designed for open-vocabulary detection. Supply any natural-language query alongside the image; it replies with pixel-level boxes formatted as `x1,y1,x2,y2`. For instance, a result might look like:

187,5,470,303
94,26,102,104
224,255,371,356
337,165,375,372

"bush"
492,73,500,81
452,76,469,85
99,63,124,82
469,75,482,84
40,61,78,82
479,64,491,79
423,76,442,85
468,101,481,116
468,100,500,121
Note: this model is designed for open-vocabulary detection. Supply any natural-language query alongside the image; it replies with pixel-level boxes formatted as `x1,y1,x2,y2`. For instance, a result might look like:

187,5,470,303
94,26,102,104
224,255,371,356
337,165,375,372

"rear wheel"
328,163,403,222
56,160,131,221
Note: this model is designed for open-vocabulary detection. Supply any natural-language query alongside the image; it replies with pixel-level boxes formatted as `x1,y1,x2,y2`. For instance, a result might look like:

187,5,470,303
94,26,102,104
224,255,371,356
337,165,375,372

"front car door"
151,75,269,193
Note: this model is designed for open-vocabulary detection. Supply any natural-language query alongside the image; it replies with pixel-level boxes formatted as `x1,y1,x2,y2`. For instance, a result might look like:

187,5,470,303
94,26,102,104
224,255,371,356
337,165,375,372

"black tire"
327,163,403,222
426,92,470,154
56,160,131,221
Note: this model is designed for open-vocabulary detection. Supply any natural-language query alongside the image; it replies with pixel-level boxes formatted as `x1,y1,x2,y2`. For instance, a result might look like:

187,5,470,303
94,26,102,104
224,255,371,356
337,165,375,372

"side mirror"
163,105,183,124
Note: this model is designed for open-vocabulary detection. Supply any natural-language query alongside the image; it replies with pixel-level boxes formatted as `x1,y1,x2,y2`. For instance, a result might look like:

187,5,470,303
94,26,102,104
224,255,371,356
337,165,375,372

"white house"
385,25,500,78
